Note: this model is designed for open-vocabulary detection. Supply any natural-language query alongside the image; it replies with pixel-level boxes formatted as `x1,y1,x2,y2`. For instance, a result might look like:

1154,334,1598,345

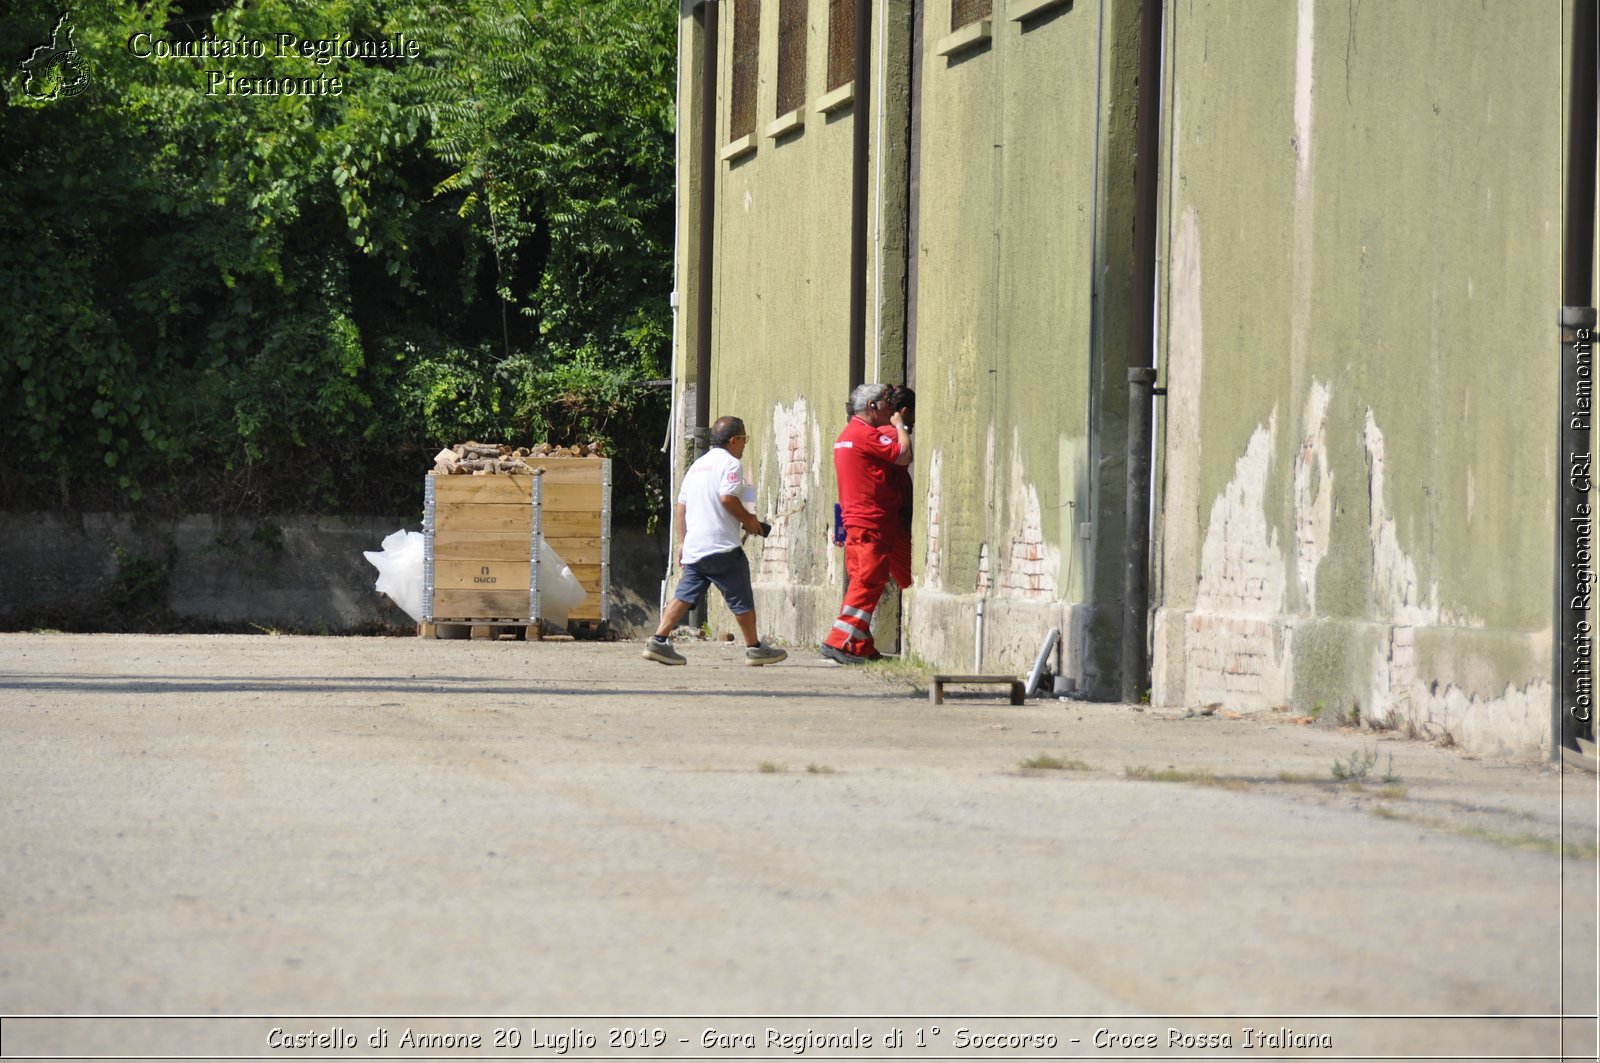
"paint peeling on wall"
1149,5,1562,756
1184,413,1291,709
1173,395,1549,750
1292,381,1332,611
810,416,824,490
1359,409,1546,752
1293,0,1315,177
923,449,944,591
1361,410,1465,629
759,398,813,583
1001,430,1058,600
1369,624,1550,755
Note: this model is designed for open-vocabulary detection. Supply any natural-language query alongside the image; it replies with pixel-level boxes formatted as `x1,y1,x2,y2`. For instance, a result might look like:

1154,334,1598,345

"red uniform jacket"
833,415,905,530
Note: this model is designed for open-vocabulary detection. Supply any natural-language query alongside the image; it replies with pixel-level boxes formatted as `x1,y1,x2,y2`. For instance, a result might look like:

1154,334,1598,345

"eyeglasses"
729,434,748,442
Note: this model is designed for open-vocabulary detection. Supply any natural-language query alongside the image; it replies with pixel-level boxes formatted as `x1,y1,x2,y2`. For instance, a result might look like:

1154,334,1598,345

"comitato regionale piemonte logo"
18,11,90,101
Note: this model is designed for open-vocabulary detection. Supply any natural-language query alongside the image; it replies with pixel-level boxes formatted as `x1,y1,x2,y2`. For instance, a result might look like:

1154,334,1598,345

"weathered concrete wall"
902,0,1140,691
674,0,1140,682
0,513,411,631
675,0,917,647
0,514,666,637
1151,0,1564,755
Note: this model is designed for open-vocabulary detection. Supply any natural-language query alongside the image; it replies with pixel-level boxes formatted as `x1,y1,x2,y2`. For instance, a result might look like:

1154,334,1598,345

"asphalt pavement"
1,633,1595,1061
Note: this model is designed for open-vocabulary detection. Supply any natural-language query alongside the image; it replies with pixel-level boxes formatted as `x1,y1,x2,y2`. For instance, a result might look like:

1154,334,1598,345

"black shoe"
820,644,868,666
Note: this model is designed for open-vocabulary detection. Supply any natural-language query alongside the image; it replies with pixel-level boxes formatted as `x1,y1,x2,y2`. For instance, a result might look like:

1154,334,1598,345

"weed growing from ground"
865,652,936,695
1331,742,1395,784
1020,754,1091,772
1126,765,1225,786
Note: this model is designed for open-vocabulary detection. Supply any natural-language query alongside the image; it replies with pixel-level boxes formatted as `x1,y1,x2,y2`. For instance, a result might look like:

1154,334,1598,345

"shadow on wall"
0,513,667,638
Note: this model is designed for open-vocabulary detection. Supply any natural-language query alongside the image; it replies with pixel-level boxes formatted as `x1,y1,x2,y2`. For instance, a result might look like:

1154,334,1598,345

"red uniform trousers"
824,525,913,658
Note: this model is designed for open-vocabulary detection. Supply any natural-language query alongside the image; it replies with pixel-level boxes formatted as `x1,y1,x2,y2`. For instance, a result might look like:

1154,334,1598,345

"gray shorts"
674,547,755,615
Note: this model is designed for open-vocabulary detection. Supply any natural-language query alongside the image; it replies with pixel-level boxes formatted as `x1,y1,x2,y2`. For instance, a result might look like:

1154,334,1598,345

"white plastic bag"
537,539,588,627
364,529,587,627
363,529,427,623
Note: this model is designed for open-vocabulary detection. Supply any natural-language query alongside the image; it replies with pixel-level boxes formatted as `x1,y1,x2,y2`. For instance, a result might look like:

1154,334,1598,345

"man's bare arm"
719,493,767,536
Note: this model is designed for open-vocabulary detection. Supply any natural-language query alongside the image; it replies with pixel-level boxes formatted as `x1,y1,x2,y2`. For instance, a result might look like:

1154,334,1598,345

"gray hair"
848,383,891,415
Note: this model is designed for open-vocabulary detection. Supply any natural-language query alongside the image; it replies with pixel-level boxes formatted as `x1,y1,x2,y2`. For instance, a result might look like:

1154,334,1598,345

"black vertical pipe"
1120,0,1164,703
905,0,923,387
848,0,871,391
692,0,719,631
696,0,718,446
1558,0,1598,758
1564,0,1596,310
1123,368,1157,702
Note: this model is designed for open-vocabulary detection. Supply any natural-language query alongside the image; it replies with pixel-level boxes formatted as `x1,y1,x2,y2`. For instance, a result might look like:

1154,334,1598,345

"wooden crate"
421,458,611,635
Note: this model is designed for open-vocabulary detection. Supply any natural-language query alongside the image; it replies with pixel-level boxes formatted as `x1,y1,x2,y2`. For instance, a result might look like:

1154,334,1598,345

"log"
428,441,604,476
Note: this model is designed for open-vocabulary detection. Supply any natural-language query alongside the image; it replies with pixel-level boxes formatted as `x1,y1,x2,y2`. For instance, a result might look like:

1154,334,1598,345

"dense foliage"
0,0,673,520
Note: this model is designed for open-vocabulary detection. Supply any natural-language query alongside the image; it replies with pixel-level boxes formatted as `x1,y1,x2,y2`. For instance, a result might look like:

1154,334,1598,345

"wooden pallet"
930,674,1026,706
417,620,597,641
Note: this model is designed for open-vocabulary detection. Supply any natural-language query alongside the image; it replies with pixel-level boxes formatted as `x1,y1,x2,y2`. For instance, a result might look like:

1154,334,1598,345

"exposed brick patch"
1001,481,1054,600
1357,412,1548,751
1185,614,1277,699
990,429,1058,601
1185,415,1289,710
758,399,813,583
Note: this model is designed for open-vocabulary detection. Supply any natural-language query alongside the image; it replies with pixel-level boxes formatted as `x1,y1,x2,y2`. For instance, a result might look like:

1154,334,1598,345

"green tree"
0,0,673,518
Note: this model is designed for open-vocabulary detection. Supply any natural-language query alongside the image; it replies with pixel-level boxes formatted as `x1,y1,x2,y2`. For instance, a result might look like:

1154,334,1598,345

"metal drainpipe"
1123,367,1159,702
692,0,719,630
695,0,718,442
1557,0,1598,758
1120,0,1165,704
848,0,871,392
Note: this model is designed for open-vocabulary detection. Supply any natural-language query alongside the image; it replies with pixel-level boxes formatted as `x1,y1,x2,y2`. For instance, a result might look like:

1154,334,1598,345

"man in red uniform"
822,383,914,664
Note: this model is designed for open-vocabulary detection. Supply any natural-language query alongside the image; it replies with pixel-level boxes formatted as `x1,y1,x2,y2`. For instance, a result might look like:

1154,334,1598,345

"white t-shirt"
678,447,753,564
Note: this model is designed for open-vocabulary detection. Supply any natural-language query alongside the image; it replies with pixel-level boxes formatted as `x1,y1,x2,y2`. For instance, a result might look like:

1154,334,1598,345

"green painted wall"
903,0,1140,687
1152,0,1567,755
674,0,917,643
673,0,1575,751
674,0,1140,681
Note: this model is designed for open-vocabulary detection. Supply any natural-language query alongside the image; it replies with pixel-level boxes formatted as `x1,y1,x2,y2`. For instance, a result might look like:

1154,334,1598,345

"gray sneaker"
819,643,868,666
744,642,787,666
642,637,686,665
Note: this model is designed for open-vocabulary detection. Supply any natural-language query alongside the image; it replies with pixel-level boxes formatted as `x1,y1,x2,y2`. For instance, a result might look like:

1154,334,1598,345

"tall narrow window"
730,0,761,141
776,0,807,116
952,0,992,30
826,0,854,91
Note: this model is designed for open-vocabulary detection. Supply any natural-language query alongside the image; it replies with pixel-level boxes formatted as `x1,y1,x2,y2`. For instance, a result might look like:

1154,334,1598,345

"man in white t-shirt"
643,416,786,666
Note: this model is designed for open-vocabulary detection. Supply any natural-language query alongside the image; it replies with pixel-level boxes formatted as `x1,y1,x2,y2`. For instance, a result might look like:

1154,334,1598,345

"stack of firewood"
432,441,607,475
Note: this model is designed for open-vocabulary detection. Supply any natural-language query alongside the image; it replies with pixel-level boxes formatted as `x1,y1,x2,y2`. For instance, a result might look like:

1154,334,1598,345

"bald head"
710,416,747,448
